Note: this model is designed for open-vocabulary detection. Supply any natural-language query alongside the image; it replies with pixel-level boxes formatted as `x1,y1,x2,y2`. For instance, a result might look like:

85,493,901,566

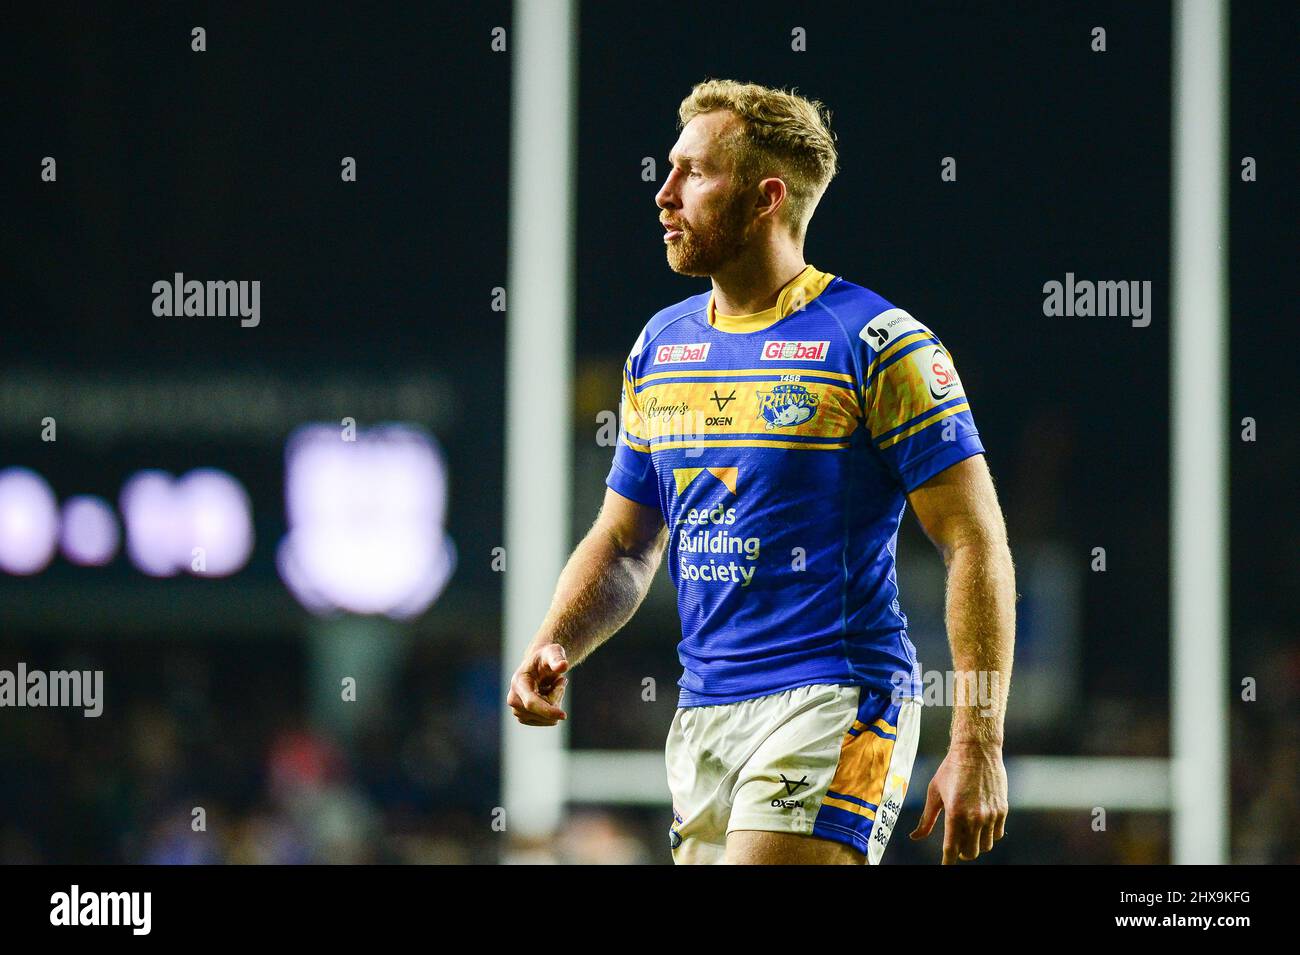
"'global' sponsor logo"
761,340,828,361
655,342,711,364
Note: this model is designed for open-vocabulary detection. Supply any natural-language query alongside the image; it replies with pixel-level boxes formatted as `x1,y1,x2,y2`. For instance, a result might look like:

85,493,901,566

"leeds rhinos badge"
756,383,820,430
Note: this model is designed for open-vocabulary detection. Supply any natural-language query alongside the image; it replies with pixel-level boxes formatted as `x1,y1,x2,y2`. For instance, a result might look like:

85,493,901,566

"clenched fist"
506,643,570,726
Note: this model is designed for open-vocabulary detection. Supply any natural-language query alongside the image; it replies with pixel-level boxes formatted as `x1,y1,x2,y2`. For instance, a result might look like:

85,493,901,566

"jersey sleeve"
604,349,661,508
859,308,984,492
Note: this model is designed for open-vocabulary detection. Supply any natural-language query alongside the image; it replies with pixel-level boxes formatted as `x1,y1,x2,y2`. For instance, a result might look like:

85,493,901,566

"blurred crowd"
1,623,1295,865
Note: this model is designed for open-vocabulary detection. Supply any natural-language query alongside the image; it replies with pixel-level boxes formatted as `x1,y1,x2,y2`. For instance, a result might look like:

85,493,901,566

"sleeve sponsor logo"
919,346,961,401
861,309,929,351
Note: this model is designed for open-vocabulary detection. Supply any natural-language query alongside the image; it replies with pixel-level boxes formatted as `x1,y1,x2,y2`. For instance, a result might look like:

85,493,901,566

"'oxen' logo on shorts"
780,774,810,796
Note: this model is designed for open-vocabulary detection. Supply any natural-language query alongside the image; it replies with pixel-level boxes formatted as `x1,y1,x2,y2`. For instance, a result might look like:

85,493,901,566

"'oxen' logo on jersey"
756,383,820,430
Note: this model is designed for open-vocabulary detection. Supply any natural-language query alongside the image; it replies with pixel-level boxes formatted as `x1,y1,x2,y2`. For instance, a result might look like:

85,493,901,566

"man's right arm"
506,487,667,726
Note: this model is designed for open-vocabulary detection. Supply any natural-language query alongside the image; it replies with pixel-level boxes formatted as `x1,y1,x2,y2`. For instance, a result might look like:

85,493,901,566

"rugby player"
507,79,1015,865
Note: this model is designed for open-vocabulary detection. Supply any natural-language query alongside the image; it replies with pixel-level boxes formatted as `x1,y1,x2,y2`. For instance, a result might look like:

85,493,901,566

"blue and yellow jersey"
606,264,984,706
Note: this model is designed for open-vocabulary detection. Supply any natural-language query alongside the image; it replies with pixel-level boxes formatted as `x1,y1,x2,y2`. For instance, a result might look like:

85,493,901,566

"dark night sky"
2,2,1295,692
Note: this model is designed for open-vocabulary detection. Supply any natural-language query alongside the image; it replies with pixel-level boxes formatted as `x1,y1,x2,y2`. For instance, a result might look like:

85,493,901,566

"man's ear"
755,176,788,218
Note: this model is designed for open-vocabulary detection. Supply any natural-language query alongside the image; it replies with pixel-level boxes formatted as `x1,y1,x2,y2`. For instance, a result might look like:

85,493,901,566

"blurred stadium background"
2,2,1295,864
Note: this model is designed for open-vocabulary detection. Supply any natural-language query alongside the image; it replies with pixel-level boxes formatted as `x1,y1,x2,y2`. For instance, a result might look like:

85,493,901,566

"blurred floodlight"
277,423,456,618
120,470,180,576
120,468,254,577
60,494,121,566
175,469,255,576
0,467,60,574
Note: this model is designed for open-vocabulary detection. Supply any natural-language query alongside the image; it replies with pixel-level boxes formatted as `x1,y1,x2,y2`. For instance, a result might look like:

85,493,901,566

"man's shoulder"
624,289,711,363
816,276,900,329
818,278,940,358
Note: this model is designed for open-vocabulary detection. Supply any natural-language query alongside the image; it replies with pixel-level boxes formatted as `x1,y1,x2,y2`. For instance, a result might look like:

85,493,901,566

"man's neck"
709,245,808,316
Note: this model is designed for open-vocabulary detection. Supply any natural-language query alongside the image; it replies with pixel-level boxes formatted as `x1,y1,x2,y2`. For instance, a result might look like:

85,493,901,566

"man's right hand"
506,643,570,726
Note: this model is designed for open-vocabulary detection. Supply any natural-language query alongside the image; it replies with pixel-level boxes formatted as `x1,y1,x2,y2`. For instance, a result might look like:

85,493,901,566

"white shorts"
665,682,922,864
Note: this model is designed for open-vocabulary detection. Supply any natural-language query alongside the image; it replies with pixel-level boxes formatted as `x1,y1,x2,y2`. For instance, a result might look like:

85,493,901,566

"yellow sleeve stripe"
864,330,939,380
876,403,970,450
621,360,649,441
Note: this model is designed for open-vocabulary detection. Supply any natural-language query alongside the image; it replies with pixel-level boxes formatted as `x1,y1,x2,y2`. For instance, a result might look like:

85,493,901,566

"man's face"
655,111,756,276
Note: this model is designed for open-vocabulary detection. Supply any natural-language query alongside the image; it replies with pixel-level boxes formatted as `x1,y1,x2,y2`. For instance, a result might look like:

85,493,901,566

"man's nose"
655,172,680,211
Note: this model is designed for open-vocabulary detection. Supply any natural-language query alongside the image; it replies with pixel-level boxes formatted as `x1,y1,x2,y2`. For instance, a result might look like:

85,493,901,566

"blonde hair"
677,78,839,238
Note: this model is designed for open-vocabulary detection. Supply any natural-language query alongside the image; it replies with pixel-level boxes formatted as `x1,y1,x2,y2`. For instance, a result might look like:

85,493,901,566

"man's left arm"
904,452,1017,863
